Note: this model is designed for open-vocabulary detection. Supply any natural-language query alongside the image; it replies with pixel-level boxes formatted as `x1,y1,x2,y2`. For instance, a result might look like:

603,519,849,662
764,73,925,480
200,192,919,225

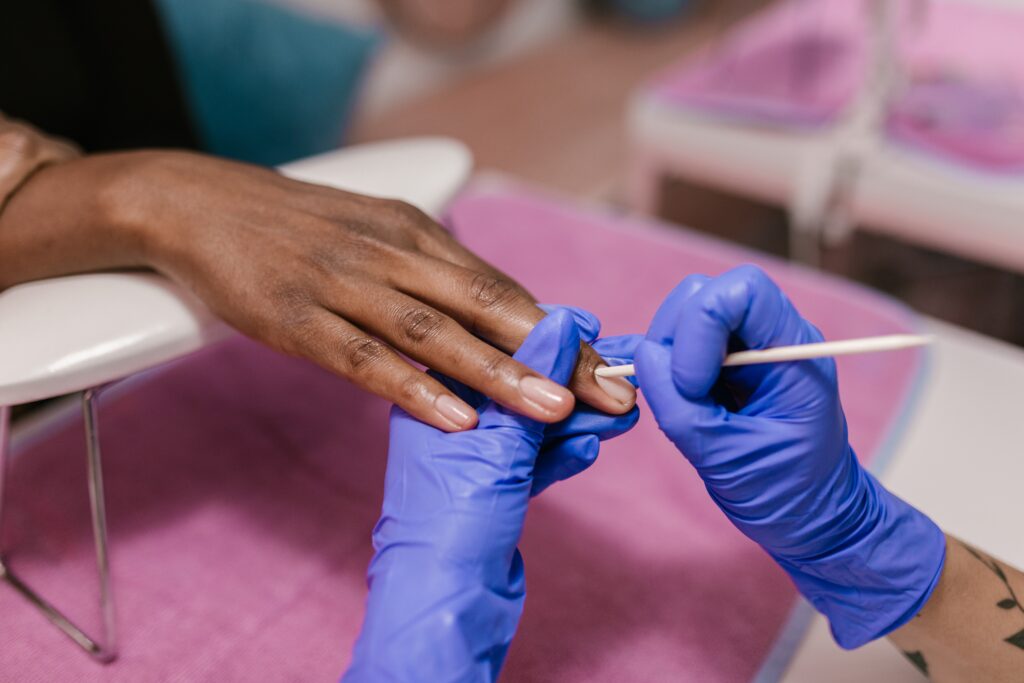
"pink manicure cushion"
0,185,925,682
648,0,869,127
649,0,1024,173
886,1,1024,174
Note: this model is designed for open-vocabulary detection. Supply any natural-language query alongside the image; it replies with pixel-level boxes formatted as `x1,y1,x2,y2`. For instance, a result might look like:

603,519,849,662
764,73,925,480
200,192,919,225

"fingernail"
519,376,572,415
435,394,476,429
596,365,637,406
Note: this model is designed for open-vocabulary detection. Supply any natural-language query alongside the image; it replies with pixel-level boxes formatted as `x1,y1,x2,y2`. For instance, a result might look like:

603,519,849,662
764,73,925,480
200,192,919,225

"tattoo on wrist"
902,650,929,677
961,541,1024,651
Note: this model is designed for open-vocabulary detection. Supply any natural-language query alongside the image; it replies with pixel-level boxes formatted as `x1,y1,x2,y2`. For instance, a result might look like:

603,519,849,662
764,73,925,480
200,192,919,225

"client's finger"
478,308,581,432
291,308,478,432
394,258,637,415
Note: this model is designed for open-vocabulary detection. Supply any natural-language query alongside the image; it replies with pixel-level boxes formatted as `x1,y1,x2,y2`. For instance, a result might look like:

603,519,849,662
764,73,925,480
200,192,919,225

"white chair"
628,93,1024,273
0,137,473,661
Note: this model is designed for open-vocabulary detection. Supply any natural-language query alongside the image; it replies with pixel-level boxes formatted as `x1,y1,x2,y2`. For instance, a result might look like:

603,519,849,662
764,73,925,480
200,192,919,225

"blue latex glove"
634,265,946,649
343,307,639,682
427,304,640,496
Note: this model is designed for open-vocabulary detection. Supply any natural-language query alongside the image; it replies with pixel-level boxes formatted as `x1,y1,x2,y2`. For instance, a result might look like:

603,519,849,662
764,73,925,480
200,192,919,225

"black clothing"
1,0,199,151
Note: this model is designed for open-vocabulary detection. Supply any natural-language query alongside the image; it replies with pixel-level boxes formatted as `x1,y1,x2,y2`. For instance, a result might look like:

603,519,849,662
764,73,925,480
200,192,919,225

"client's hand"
634,265,946,648
0,149,637,432
343,307,639,682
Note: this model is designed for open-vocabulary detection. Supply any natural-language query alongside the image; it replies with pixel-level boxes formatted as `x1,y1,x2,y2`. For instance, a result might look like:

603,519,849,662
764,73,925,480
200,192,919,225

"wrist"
87,150,191,270
778,471,946,649
3,151,165,260
0,150,205,289
0,115,80,217
0,152,152,288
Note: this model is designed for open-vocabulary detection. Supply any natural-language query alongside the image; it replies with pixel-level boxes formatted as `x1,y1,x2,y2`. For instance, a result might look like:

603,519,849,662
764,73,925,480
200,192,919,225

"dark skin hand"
0,150,637,430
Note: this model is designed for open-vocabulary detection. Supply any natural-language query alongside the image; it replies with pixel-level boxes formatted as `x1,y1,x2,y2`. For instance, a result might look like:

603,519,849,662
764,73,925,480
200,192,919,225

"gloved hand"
343,307,639,682
634,264,946,649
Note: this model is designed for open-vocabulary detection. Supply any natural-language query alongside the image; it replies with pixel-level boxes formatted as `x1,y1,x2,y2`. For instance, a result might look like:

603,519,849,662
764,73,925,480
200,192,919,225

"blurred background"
4,3,1023,679
153,0,1022,347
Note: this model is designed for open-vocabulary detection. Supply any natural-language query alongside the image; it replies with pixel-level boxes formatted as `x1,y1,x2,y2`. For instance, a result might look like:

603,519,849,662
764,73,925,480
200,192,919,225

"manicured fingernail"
435,394,476,429
519,376,572,415
596,365,637,406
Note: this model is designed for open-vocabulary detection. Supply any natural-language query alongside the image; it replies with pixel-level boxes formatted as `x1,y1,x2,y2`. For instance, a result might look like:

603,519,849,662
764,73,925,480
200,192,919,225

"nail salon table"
628,93,1024,274
2,157,1022,682
627,0,1024,274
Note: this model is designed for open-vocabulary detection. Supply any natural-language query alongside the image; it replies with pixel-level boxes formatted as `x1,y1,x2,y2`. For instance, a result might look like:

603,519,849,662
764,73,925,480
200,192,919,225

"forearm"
889,535,1024,681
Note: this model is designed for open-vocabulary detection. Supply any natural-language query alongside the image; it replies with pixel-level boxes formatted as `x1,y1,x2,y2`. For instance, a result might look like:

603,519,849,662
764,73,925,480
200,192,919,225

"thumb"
478,308,582,431
635,339,722,456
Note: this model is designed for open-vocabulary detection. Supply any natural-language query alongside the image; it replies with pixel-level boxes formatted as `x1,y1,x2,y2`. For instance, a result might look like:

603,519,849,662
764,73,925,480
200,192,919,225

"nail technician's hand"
433,304,642,496
343,307,638,682
634,264,946,648
0,149,637,430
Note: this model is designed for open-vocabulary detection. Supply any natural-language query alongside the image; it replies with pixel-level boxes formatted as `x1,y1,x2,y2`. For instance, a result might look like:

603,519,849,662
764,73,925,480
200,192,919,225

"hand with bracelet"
0,114,637,430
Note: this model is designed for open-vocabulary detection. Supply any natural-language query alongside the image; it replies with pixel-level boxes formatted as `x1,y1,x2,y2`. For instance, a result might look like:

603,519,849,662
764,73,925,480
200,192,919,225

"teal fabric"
155,0,380,165
609,0,693,22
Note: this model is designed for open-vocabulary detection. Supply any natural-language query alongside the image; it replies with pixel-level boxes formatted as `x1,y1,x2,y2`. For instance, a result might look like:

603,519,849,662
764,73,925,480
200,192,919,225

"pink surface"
650,0,1024,172
649,0,870,127
887,1,1024,173
0,186,925,682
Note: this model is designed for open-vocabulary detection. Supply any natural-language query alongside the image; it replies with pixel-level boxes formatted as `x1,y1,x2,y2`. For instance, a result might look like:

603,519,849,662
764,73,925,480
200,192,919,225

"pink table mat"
649,0,871,127
649,0,1024,173
0,185,926,682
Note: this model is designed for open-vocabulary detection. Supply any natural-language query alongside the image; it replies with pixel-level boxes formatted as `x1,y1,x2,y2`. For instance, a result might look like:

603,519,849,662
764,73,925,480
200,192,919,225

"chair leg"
0,390,118,662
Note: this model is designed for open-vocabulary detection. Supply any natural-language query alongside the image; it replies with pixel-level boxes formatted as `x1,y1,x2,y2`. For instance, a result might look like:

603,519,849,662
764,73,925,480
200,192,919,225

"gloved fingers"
529,372,640,497
540,305,640,408
669,264,818,399
592,333,642,361
544,403,640,442
635,338,723,451
592,333,643,388
714,317,832,417
530,434,600,496
532,402,639,495
478,308,582,431
646,274,711,345
524,332,641,497
540,333,642,440
539,304,601,343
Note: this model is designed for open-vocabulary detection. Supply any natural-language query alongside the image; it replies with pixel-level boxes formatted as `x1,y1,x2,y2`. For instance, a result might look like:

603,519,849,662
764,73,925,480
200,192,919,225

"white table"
627,82,1024,274
780,319,1024,681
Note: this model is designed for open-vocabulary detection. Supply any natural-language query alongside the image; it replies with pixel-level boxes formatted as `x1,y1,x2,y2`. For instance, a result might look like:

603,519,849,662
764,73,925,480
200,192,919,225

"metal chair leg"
0,390,118,662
